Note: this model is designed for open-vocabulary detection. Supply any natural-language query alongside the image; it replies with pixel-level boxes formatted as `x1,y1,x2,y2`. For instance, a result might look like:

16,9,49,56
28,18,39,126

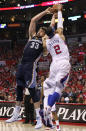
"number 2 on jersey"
54,45,61,54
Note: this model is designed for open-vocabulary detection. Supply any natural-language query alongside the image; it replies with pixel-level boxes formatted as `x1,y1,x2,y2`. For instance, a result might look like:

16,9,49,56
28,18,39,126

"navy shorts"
16,62,36,88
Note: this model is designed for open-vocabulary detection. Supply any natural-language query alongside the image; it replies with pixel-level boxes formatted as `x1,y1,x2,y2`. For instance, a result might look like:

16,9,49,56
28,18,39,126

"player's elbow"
31,17,35,23
31,16,37,23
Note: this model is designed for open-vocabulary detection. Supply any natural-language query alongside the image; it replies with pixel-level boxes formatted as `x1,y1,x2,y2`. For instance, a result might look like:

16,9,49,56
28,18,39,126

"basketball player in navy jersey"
5,7,51,129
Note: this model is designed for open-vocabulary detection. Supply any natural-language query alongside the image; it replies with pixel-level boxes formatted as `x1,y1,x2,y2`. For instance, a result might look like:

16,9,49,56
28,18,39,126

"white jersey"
46,34,70,61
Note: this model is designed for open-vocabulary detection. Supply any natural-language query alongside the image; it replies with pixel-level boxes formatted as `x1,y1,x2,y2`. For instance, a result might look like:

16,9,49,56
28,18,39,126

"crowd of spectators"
0,41,86,104
0,43,24,101
62,42,86,104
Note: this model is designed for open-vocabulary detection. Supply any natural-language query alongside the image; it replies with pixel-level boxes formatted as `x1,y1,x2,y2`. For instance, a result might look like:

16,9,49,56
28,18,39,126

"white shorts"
44,96,56,112
43,60,71,97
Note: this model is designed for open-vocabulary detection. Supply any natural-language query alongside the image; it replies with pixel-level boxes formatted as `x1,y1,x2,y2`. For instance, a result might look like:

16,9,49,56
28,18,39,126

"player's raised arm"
57,4,63,30
29,8,51,40
50,13,56,28
56,4,65,40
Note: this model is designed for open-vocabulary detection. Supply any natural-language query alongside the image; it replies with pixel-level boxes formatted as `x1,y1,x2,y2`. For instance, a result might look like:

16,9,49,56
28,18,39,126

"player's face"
37,28,45,37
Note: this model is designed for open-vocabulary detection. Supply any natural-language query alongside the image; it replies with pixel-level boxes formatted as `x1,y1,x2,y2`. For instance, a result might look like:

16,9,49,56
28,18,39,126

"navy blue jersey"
21,37,43,63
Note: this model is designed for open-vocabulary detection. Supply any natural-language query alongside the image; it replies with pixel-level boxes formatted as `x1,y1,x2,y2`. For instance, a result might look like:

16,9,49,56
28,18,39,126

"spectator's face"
76,98,79,103
85,82,86,87
41,76,45,82
69,97,73,102
82,88,86,93
61,97,65,102
66,88,71,93
72,88,76,92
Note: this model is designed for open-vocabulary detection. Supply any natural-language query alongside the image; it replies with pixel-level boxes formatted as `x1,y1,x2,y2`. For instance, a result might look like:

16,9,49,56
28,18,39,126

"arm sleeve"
57,11,63,29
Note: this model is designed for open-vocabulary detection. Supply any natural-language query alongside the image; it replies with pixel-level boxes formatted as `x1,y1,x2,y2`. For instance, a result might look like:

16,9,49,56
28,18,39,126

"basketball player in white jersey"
43,4,71,131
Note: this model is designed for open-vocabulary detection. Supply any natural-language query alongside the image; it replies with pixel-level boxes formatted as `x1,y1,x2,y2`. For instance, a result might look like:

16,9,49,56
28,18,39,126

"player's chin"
36,34,40,38
39,35,44,38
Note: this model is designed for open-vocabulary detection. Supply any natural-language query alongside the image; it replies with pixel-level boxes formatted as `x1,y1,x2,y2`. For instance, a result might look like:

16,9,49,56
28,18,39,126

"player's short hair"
40,26,47,33
46,26,55,38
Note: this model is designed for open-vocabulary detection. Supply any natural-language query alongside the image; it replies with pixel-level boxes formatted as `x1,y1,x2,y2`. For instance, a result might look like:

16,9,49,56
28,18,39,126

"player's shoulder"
55,33,65,41
46,39,50,42
55,33,60,38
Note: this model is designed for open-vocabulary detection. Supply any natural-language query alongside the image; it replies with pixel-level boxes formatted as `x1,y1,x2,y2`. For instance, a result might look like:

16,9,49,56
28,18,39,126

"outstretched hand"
45,7,52,14
57,4,63,11
52,4,63,12
44,4,63,15
45,7,56,14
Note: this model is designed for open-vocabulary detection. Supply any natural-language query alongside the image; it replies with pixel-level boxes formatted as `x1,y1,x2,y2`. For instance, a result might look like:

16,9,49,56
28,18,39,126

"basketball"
52,4,58,12
52,4,63,12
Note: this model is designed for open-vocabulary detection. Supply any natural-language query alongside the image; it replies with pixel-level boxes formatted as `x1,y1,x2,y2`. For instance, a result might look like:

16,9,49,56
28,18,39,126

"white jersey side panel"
46,34,70,61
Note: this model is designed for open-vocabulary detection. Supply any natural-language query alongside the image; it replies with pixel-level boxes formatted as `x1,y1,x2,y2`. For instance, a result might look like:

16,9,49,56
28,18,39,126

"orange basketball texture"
53,4,63,11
